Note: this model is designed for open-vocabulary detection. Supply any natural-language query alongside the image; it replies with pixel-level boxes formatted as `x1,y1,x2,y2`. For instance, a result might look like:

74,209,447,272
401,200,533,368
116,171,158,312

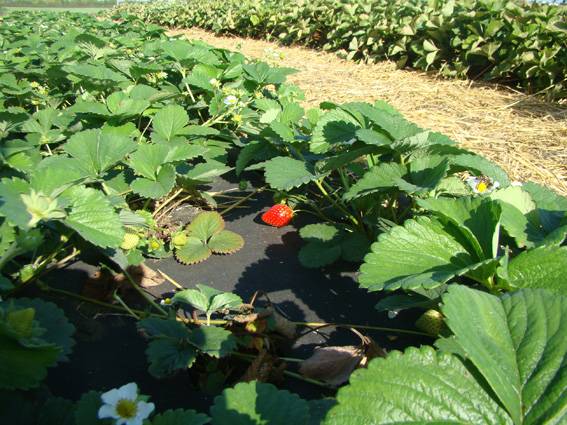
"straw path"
171,28,567,196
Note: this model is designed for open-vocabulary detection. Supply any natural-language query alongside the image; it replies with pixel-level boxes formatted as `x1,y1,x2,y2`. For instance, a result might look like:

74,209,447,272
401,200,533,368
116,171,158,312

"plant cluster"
112,0,567,99
3,283,566,424
0,11,289,292
1,0,115,5
1,10,566,425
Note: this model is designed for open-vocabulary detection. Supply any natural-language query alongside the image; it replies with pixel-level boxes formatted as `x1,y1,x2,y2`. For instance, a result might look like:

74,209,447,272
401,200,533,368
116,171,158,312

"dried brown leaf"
127,263,165,288
267,308,297,339
299,345,363,387
359,336,387,367
232,313,259,324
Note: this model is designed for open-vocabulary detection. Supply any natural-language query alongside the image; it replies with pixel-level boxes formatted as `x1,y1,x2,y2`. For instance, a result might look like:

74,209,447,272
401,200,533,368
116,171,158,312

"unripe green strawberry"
148,238,162,251
19,264,36,283
171,232,188,248
120,233,140,250
415,309,444,337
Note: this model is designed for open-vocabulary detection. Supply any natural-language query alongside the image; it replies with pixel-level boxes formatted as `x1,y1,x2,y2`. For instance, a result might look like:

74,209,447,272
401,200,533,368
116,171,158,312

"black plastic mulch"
18,179,430,415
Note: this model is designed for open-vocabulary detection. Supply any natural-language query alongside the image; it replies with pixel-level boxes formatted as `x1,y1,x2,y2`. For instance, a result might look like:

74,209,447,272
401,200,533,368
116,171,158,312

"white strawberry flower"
223,95,238,106
466,176,500,194
98,382,154,425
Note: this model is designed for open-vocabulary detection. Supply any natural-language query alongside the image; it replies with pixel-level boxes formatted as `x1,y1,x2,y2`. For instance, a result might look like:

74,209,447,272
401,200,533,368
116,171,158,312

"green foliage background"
113,0,567,99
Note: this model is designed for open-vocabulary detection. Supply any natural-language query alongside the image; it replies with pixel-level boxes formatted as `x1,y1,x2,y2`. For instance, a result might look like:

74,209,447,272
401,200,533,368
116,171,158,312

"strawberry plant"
358,184,567,304
324,285,567,424
137,317,238,379
173,212,244,265
172,284,243,324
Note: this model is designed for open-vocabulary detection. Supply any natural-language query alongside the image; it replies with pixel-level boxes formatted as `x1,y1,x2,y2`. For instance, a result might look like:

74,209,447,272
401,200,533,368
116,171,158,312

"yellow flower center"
116,399,138,419
476,181,488,193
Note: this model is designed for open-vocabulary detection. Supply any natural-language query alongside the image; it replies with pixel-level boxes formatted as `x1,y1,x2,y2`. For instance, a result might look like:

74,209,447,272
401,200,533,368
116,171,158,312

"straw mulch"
172,28,567,195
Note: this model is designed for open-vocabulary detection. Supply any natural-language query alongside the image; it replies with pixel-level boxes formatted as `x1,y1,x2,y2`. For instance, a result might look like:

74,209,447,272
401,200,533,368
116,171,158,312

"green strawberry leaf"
63,129,136,178
442,285,567,425
210,382,310,425
0,332,61,390
0,220,15,258
400,155,449,193
74,391,112,425
324,346,511,425
131,164,176,200
355,128,392,146
490,187,545,248
207,291,243,314
263,157,318,191
187,326,237,358
10,298,75,363
151,409,210,425
138,318,197,378
138,317,189,339
418,197,501,260
319,145,381,173
106,91,149,117
174,237,212,265
522,182,567,234
270,121,294,142
299,223,343,243
392,131,455,154
187,211,225,242
310,109,360,154
64,63,128,82
163,142,208,163
344,102,421,141
358,216,480,292
173,285,242,319
450,153,510,187
340,231,370,262
173,287,216,314
279,102,304,124
208,230,244,254
152,105,189,142
235,141,278,176
146,338,198,379
39,397,76,425
299,241,342,268
30,156,88,196
497,246,567,294
0,178,32,228
374,292,439,313
62,186,124,248
129,143,170,180
343,163,406,201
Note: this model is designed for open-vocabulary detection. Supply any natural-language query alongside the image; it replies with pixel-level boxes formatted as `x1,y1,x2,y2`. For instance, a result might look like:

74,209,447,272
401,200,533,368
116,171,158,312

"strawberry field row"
113,0,567,100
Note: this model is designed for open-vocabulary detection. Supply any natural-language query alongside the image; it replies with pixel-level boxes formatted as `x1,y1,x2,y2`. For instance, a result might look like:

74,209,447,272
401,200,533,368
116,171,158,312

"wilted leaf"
300,346,363,387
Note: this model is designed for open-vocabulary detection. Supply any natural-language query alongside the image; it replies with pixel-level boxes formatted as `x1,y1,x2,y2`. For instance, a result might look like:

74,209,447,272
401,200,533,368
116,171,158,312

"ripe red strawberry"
261,204,293,227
